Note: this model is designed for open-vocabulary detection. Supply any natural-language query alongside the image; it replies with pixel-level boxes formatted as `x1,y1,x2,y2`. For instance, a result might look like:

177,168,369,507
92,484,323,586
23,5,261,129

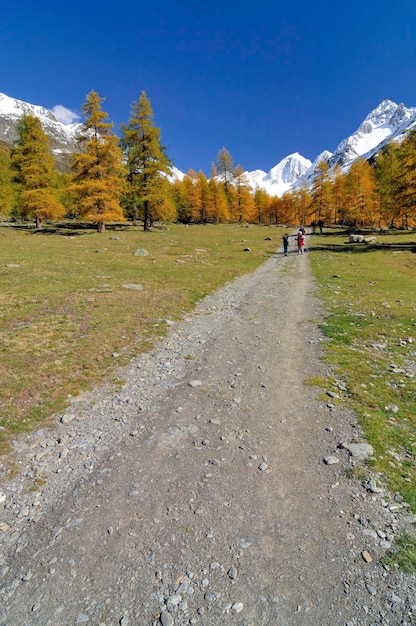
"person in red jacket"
297,230,305,254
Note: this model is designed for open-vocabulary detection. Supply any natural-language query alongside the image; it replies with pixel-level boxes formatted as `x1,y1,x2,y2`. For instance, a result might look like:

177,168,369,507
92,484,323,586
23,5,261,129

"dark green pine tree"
393,129,416,228
0,146,15,219
120,91,172,231
374,142,401,227
71,91,126,232
10,114,65,228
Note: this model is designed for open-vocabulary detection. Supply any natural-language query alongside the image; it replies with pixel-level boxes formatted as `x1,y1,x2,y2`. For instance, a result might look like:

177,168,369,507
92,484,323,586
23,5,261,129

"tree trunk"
97,221,106,233
143,200,150,231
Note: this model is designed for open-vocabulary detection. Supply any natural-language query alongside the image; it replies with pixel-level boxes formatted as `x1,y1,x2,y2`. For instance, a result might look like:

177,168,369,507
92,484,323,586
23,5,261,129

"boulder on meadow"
348,234,364,243
134,248,149,256
347,442,374,460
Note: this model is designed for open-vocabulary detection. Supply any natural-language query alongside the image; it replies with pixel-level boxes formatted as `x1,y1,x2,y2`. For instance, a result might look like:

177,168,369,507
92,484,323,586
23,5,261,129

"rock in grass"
122,283,144,291
133,248,149,256
347,443,374,460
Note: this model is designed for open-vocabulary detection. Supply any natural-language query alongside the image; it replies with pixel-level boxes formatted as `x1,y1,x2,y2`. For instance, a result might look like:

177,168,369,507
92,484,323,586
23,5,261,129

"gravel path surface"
0,239,415,626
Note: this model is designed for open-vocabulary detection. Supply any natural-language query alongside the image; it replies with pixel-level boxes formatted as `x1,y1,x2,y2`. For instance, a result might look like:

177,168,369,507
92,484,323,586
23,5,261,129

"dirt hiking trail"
1,239,415,625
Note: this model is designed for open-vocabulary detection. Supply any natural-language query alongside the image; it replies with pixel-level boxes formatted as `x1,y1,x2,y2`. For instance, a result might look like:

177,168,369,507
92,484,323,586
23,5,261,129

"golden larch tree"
71,91,125,232
10,114,65,228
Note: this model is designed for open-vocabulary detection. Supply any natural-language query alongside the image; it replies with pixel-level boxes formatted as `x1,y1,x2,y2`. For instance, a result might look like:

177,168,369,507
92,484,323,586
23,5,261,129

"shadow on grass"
308,229,416,254
308,242,416,254
7,221,140,236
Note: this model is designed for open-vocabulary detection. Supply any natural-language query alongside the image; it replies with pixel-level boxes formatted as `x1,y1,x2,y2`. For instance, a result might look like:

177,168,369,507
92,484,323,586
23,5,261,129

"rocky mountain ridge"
243,99,416,195
0,92,82,170
1,93,415,194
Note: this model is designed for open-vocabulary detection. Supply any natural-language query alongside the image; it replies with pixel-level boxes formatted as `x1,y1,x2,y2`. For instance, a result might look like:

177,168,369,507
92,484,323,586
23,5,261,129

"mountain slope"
268,99,416,195
0,92,82,170
244,152,312,196
327,99,416,169
1,93,415,193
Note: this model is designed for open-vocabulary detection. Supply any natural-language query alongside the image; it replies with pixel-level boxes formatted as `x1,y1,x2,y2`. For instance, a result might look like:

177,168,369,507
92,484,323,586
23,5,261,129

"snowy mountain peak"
0,92,83,169
268,152,312,184
0,92,53,122
311,150,333,166
328,99,416,170
244,152,312,196
365,99,399,124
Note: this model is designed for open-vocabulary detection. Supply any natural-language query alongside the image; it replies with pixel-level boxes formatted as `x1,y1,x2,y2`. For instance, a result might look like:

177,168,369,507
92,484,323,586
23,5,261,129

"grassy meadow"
0,221,281,451
309,228,416,569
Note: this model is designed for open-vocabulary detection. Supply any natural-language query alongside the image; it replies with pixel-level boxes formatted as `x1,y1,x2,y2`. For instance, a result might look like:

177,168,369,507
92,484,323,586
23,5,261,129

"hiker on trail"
299,224,306,235
297,230,305,254
282,233,290,256
318,219,324,234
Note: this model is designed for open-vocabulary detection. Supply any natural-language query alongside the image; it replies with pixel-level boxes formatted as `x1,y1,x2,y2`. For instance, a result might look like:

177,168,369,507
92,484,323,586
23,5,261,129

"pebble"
365,583,377,595
160,612,174,626
228,567,238,580
324,456,339,465
60,414,75,424
232,602,244,613
326,390,339,399
361,550,373,563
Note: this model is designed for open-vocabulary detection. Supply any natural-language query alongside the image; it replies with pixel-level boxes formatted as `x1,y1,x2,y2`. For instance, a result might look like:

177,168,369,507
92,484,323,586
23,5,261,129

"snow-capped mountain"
326,99,416,170
1,93,416,194
0,92,83,169
244,152,312,197
242,100,416,195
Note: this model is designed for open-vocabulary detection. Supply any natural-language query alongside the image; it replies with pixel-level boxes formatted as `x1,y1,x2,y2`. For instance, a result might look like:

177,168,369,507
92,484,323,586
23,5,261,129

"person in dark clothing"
282,233,289,256
318,219,324,234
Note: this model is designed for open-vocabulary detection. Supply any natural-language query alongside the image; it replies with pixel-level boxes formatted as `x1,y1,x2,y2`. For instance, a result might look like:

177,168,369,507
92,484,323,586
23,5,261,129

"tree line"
0,90,415,231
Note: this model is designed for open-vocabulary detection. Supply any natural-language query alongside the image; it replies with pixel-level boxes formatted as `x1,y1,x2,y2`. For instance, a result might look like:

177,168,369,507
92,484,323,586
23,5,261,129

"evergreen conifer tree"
393,130,416,228
120,91,172,231
0,147,15,219
10,114,65,228
374,143,401,227
71,91,126,232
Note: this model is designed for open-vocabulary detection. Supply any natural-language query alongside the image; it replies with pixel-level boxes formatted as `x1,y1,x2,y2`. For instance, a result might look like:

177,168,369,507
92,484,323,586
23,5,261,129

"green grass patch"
0,221,283,451
309,228,416,569
304,375,329,388
385,532,416,572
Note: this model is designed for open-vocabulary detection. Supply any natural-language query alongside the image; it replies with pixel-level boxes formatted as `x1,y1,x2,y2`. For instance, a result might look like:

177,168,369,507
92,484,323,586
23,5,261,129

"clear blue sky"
2,0,416,174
